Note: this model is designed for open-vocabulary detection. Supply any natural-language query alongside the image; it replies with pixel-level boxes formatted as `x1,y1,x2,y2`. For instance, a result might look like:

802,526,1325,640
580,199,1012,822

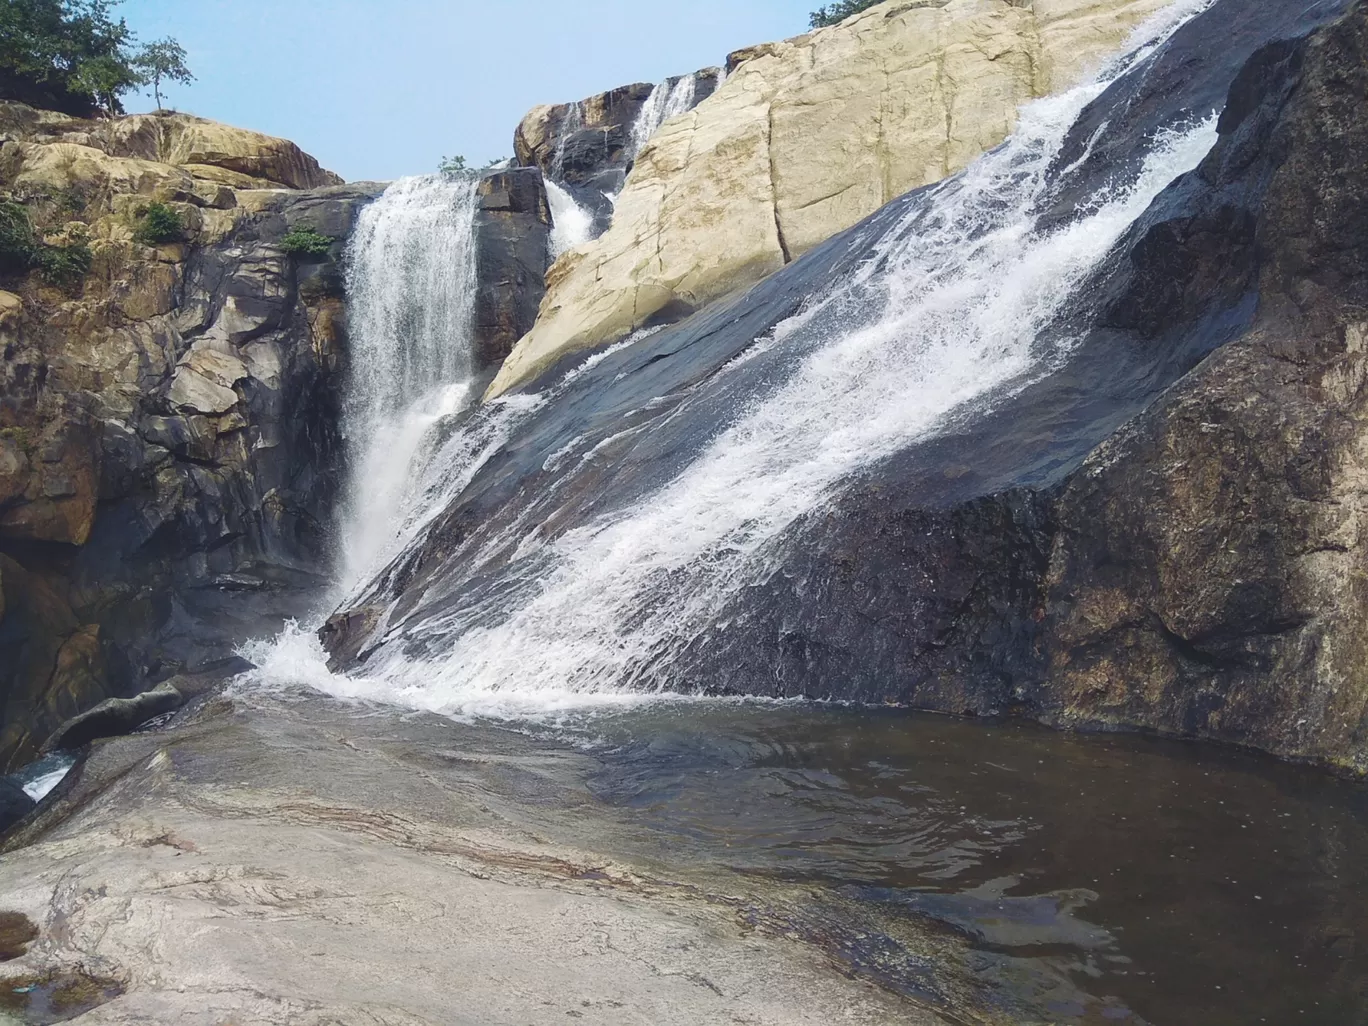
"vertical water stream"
337,174,481,590
629,74,699,158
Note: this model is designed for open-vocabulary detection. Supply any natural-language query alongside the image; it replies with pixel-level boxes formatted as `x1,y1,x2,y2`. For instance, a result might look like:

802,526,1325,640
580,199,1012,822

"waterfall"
629,74,698,158
546,179,595,257
549,101,583,181
295,0,1219,719
336,174,481,590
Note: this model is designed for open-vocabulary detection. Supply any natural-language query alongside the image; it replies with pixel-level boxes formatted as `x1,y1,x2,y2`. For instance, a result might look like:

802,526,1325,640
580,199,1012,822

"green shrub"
809,0,883,28
0,201,37,273
132,202,184,246
279,226,334,258
438,154,469,176
35,242,92,292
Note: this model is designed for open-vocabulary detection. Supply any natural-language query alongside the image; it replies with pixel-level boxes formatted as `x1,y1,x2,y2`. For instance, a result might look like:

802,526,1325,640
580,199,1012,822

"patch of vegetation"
438,154,507,178
0,201,37,273
0,1,193,117
809,0,884,28
54,184,89,215
279,226,335,258
131,201,183,246
35,240,92,291
0,427,34,449
438,154,470,176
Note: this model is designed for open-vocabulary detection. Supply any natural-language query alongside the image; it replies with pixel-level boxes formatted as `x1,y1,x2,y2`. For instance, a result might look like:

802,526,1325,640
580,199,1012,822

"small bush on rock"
279,227,334,258
35,242,92,292
0,201,37,273
132,202,184,246
810,0,883,28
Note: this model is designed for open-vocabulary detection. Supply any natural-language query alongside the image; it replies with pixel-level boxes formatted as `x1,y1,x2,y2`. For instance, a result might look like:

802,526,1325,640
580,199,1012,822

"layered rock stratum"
488,0,1172,396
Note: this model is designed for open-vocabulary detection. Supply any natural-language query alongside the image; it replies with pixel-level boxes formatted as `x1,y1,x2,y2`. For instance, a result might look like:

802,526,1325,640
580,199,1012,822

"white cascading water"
336,174,481,589
254,0,1217,719
629,74,698,157
546,179,595,257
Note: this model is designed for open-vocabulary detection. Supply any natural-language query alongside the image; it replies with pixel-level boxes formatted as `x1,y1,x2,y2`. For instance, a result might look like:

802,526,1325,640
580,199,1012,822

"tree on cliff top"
809,0,883,28
0,0,193,117
133,36,193,111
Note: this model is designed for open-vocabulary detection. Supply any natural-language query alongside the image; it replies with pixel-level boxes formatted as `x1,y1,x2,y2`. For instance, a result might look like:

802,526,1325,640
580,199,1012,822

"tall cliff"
0,104,374,768
488,0,1172,397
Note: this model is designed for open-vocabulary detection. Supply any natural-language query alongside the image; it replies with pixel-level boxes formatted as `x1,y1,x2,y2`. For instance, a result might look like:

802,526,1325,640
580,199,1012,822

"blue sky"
118,1,816,183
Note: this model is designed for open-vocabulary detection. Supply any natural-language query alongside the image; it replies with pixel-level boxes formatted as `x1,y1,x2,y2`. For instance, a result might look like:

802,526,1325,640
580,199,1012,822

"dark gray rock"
41,682,183,753
514,69,722,233
0,775,34,834
474,167,552,369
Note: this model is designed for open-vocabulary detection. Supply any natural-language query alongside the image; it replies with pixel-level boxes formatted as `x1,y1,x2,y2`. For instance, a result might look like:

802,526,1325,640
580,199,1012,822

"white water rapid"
546,179,595,257
252,0,1218,721
336,174,481,589
628,74,698,157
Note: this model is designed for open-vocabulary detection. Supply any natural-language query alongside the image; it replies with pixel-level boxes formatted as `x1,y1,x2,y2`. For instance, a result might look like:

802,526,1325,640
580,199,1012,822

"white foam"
546,179,595,257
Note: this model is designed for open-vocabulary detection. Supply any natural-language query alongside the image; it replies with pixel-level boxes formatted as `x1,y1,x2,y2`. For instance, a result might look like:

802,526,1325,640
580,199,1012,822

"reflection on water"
542,704,1368,1026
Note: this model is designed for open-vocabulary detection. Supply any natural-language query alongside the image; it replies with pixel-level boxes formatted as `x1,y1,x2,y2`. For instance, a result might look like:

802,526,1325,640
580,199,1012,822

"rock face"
0,775,33,834
514,70,721,233
41,681,183,752
0,103,343,191
326,0,1368,773
0,101,376,769
488,0,1172,397
1037,9,1368,769
473,167,553,369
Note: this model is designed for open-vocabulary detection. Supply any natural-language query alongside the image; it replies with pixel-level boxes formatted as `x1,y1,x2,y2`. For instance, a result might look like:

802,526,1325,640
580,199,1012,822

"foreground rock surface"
488,0,1170,396
0,691,1054,1026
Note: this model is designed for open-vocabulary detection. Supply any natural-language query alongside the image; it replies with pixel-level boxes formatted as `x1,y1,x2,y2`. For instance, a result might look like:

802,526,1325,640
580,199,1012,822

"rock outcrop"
473,167,553,369
488,0,1171,397
41,681,182,752
0,101,374,769
514,70,721,233
1,103,343,191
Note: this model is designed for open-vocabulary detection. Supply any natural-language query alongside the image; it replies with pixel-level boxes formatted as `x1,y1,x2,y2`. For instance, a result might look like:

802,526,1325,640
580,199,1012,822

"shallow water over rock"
523,703,1368,1026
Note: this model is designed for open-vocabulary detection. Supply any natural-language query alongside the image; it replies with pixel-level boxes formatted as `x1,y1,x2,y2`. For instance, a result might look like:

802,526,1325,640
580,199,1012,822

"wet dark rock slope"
326,0,1368,773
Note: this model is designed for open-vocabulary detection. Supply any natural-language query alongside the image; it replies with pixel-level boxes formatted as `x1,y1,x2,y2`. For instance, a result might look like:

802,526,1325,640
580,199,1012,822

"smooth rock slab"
0,695,965,1026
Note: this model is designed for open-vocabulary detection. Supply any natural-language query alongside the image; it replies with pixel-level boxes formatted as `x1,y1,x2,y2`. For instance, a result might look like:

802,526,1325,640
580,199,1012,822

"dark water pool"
538,703,1368,1026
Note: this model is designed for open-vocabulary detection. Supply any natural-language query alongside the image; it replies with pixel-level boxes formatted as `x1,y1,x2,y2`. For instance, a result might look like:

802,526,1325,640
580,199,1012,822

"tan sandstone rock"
488,0,1169,397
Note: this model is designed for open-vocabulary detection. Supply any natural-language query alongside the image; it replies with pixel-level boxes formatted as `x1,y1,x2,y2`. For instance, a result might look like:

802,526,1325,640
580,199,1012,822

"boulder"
41,682,183,753
487,0,1170,397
